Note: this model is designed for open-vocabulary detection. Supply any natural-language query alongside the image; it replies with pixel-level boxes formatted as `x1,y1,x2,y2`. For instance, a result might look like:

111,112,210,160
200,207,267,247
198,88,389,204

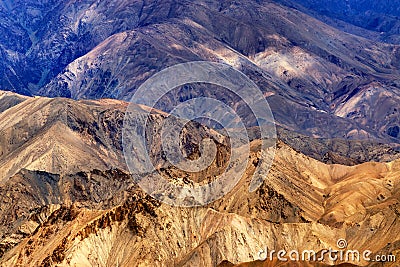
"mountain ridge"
0,1,399,144
0,1,399,266
0,141,399,266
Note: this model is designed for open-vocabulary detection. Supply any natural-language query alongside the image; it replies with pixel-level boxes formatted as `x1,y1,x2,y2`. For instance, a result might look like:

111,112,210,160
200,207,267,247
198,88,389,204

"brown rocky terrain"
0,93,399,266
0,94,128,180
0,91,398,179
1,140,399,266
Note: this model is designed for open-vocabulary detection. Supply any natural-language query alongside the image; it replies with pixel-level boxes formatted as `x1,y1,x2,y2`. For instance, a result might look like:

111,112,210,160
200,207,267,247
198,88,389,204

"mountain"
0,93,398,266
0,91,398,180
0,0,399,145
0,93,128,180
1,131,400,266
275,0,400,44
0,0,400,266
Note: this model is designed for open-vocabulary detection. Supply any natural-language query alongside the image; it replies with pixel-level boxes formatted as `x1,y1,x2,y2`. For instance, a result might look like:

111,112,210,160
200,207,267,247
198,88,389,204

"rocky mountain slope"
0,138,399,266
0,0,399,144
0,91,398,179
0,1,399,266
276,0,400,44
0,93,399,266
0,93,128,180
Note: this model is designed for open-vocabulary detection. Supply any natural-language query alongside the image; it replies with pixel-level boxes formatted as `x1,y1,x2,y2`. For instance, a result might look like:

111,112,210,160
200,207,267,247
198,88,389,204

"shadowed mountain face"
276,0,400,44
0,0,400,145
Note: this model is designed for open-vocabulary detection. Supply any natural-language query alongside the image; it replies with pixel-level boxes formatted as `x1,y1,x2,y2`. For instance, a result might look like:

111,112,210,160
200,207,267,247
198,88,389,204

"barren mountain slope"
275,0,400,44
0,91,398,179
0,91,28,112
0,93,128,180
0,142,399,266
0,1,399,266
0,93,398,266
1,0,400,144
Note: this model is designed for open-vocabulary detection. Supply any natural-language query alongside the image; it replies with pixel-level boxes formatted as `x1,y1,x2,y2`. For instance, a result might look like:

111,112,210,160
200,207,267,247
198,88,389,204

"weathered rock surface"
0,142,399,266
0,1,399,144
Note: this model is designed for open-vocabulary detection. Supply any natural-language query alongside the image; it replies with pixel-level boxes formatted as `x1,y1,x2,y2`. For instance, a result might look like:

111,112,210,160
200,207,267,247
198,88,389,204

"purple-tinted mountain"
276,0,400,44
0,0,399,143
